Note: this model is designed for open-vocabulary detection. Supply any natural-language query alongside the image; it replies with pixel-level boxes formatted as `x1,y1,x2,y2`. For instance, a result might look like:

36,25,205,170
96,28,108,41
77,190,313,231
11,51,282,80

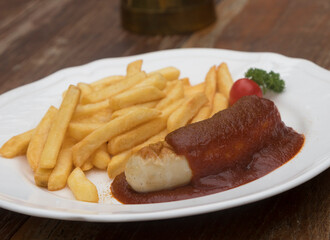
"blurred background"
1,0,329,94
121,0,217,34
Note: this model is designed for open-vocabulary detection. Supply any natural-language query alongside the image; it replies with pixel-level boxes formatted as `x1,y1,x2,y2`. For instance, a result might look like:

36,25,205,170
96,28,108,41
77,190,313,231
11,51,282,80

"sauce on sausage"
111,96,304,204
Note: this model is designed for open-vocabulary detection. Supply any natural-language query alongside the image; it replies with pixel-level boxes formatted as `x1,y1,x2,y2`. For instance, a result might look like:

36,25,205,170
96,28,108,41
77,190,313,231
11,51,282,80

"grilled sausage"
125,96,283,192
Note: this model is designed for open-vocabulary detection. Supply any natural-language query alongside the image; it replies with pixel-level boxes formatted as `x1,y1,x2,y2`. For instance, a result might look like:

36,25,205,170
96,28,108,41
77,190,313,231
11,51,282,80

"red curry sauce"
111,96,304,204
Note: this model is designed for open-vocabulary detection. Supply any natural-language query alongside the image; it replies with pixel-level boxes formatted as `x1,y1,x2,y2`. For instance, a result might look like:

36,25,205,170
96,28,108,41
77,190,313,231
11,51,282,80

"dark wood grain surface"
0,0,329,239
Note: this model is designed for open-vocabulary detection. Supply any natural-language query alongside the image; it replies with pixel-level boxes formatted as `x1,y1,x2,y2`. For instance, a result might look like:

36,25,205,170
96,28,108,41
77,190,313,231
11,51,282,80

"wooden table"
1,0,329,239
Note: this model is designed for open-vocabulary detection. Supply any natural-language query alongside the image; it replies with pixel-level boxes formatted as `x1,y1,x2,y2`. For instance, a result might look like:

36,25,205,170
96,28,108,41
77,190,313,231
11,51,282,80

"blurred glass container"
121,0,216,35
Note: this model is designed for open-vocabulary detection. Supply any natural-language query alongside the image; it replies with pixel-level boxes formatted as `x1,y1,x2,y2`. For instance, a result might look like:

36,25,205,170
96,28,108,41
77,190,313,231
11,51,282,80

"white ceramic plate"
0,48,329,222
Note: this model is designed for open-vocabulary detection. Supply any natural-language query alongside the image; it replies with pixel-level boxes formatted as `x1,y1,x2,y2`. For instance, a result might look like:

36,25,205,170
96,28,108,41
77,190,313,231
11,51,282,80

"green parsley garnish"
245,68,285,93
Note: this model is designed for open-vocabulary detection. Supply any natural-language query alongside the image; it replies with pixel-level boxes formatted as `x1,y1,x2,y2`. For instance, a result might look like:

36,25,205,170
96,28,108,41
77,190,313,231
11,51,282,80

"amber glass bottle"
121,0,216,35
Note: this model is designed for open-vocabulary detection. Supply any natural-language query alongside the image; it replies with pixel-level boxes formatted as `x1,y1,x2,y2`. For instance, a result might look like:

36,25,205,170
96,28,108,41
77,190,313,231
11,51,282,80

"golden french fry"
108,99,180,154
156,81,184,110
163,80,178,94
48,138,76,191
148,67,180,81
137,100,159,108
108,117,167,155
27,106,58,171
74,108,112,124
127,59,143,76
135,73,167,90
184,82,205,97
167,92,208,132
133,129,168,152
108,99,180,155
191,104,211,123
110,100,159,120
109,86,165,111
72,107,161,167
0,129,35,158
39,85,80,169
205,66,217,103
211,92,228,116
190,67,216,123
34,167,52,187
107,150,132,179
73,100,110,119
107,130,168,179
92,143,111,170
110,106,140,120
90,75,124,91
180,77,191,88
68,167,99,203
77,83,93,97
68,122,103,141
81,160,93,171
82,72,146,104
77,83,93,103
161,98,185,117
79,108,112,123
217,63,234,99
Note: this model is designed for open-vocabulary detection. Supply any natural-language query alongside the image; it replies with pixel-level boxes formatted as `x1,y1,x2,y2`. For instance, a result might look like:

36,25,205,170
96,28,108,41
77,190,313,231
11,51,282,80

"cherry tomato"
229,78,263,106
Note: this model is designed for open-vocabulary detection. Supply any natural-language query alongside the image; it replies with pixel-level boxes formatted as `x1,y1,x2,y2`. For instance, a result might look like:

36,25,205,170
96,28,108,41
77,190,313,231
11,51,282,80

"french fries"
191,66,217,123
180,78,191,88
1,59,235,203
72,107,161,167
68,167,99,203
81,160,94,171
73,100,110,119
90,75,124,91
184,82,205,96
216,63,234,99
211,93,228,116
109,86,165,111
137,100,159,108
92,143,111,170
39,85,80,169
148,67,180,81
27,106,58,171
78,108,112,123
48,138,76,191
77,83,93,98
108,116,167,155
34,167,52,187
163,80,178,94
156,81,184,110
110,106,142,120
0,129,34,158
108,99,182,155
68,122,103,141
135,73,167,90
167,92,208,132
107,151,132,179
127,59,143,76
191,105,212,123
204,66,217,104
82,71,146,104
